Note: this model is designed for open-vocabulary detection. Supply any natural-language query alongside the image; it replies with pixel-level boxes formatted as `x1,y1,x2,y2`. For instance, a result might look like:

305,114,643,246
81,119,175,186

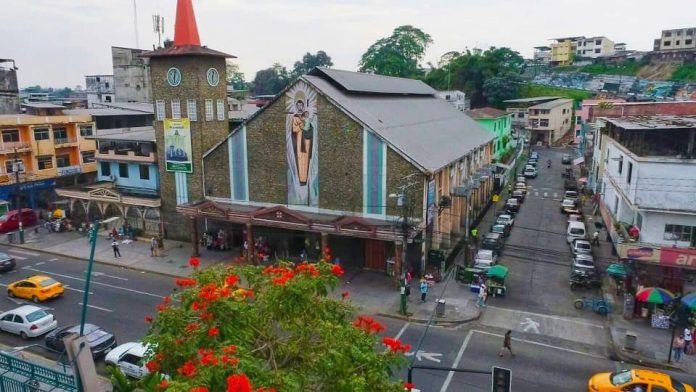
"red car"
0,209,37,233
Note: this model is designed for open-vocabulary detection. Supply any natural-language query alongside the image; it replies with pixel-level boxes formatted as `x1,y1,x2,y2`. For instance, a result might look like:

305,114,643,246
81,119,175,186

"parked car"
490,223,510,237
530,151,539,160
480,233,503,255
0,209,38,233
46,323,117,358
0,305,57,340
0,252,16,273
564,190,578,202
588,369,694,392
511,190,525,203
560,199,580,214
567,221,587,243
105,342,150,379
505,198,520,213
7,275,64,303
570,239,593,256
515,182,527,195
571,254,595,272
523,167,537,178
496,214,515,228
473,249,498,269
562,154,572,164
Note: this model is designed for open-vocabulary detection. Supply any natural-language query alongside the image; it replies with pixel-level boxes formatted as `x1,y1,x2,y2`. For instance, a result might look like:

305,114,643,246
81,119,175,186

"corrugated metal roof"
140,44,235,58
528,98,573,110
90,126,155,141
304,74,493,172
465,107,509,120
63,108,149,116
504,96,560,103
309,68,436,95
21,102,64,109
603,115,696,130
93,102,154,114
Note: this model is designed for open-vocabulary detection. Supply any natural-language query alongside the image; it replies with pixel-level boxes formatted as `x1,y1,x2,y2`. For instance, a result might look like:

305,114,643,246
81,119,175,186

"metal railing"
0,142,31,152
0,351,78,391
53,138,78,146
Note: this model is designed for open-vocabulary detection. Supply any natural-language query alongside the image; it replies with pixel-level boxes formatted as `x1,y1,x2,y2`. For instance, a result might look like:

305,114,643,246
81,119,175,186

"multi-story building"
504,96,560,133
533,46,551,64
112,46,152,103
614,43,627,52
465,108,513,161
596,115,696,293
0,59,19,115
435,90,469,111
575,36,616,59
85,75,115,107
550,37,581,65
653,27,696,51
527,99,574,145
0,103,97,208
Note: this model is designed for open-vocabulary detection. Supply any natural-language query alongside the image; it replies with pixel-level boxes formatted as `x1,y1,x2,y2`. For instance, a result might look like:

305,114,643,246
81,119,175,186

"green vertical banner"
164,118,193,173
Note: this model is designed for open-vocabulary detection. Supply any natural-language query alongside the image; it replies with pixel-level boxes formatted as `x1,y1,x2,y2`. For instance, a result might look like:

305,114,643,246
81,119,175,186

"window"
687,40,693,45
139,165,150,180
595,40,601,45
53,127,67,142
81,151,95,163
156,100,165,121
205,99,214,121
665,32,672,37
517,112,524,118
577,50,582,55
540,119,549,127
594,48,600,53
101,162,111,177
2,130,19,143
664,224,694,242
187,99,197,121
677,31,682,36
5,159,24,173
105,96,112,102
216,100,225,121
37,156,53,170
576,115,582,123
119,163,129,178
171,99,181,119
56,154,70,168
688,30,694,36
33,128,49,141
79,125,93,137
676,40,681,46
664,41,671,46
627,162,633,184
618,157,623,174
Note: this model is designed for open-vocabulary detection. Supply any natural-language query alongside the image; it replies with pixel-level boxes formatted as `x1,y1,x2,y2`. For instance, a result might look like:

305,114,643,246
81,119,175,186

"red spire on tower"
173,0,201,47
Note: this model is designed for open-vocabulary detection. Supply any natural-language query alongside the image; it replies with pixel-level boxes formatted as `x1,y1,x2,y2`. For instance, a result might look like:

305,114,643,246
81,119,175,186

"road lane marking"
78,302,113,312
486,306,605,328
23,267,164,299
7,250,39,256
48,258,58,262
395,322,410,340
9,255,27,260
520,318,540,334
34,262,45,266
405,350,442,363
64,285,93,295
440,329,473,392
88,271,128,281
473,330,605,359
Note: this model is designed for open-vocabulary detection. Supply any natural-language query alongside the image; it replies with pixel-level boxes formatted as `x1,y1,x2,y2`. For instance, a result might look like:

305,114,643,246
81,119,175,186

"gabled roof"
504,96,560,103
465,107,509,120
309,68,435,95
528,99,573,110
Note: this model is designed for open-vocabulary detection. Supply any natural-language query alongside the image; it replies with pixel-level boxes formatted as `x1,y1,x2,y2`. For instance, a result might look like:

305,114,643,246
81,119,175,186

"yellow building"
550,37,582,65
0,103,96,209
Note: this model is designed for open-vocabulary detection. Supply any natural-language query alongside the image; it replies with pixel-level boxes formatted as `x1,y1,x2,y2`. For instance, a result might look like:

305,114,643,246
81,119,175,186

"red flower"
223,344,237,354
200,312,214,321
404,382,415,390
207,326,220,337
157,379,169,390
341,291,349,300
219,286,231,298
382,337,411,353
144,315,153,323
191,301,207,312
226,373,252,392
189,257,201,267
175,278,197,287
353,315,385,334
177,360,197,377
221,355,239,366
225,274,239,286
199,349,218,366
189,387,208,392
145,360,160,373
331,264,345,277
185,322,200,333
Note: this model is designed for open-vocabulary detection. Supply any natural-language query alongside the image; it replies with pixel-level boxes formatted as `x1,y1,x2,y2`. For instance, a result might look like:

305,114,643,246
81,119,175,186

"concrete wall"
638,210,696,247
588,101,696,121
112,47,152,103
97,161,159,193
0,68,20,114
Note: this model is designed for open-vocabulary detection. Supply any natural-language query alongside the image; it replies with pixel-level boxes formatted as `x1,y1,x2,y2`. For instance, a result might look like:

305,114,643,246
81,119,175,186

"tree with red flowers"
128,260,408,391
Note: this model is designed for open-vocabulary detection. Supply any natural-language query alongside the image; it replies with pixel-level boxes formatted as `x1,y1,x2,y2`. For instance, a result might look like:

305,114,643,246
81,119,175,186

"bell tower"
142,0,234,241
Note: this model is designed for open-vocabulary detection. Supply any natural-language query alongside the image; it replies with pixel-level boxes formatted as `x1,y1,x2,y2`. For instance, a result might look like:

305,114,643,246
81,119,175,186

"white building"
112,46,152,103
435,90,469,111
599,116,696,250
575,36,616,59
654,27,696,51
85,74,115,107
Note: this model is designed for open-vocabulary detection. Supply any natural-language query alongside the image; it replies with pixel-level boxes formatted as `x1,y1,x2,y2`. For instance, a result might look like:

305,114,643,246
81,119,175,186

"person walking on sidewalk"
684,327,693,355
419,278,429,302
673,334,685,362
477,283,487,308
499,330,515,357
591,231,600,246
150,237,158,257
112,240,121,258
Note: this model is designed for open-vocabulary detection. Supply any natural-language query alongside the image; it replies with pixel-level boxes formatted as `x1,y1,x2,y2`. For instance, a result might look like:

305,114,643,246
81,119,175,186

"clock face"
167,67,182,87
207,67,220,87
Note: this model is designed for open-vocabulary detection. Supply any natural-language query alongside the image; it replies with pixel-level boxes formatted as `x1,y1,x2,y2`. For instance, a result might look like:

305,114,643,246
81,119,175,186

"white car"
571,254,595,271
523,167,537,178
105,342,150,379
473,249,497,269
0,305,57,339
571,239,593,256
496,214,515,227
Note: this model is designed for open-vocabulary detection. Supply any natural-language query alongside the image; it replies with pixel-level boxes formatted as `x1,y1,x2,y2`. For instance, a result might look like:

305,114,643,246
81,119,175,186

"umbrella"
578,177,588,183
606,263,627,278
681,292,696,310
635,287,675,304
486,265,509,280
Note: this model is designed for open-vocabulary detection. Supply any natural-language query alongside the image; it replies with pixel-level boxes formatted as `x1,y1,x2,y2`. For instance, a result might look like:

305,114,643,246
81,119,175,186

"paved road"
0,246,174,361
379,316,696,391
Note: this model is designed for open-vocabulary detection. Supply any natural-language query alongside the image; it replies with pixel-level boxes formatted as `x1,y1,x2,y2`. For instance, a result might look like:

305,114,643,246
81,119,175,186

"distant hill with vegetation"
549,58,696,82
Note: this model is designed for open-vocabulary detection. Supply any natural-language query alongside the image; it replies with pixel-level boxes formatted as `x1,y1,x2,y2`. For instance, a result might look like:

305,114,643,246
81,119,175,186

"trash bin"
436,299,446,317
6,232,15,243
625,331,638,352
623,296,635,320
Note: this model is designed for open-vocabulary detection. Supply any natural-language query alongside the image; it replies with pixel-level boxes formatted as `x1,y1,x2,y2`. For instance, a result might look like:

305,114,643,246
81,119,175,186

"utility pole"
80,223,99,336
390,174,419,316
13,148,24,244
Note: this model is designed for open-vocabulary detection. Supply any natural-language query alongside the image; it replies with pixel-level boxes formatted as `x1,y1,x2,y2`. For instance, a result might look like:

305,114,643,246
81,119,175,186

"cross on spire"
174,0,201,47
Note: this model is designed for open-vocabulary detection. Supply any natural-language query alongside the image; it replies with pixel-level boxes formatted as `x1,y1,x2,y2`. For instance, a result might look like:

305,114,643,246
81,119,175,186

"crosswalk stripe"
8,254,27,260
7,249,39,256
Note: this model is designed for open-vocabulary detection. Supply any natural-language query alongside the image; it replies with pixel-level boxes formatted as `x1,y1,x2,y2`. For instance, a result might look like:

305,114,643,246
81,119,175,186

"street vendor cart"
486,265,509,297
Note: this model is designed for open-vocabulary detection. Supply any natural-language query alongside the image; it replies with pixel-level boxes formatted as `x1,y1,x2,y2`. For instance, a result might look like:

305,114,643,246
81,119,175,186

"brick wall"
386,147,424,219
203,141,230,199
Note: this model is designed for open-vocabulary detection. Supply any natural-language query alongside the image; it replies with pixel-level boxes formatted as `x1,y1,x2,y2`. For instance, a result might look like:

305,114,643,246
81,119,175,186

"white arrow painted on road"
405,350,442,363
520,317,540,334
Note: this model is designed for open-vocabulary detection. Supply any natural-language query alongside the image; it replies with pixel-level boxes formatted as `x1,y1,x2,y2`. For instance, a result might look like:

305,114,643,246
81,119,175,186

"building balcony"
96,149,157,163
53,137,79,148
0,142,32,154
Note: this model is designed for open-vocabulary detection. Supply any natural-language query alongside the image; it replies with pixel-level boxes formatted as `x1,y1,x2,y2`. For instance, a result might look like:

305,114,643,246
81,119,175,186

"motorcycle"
547,160,551,168
570,270,601,290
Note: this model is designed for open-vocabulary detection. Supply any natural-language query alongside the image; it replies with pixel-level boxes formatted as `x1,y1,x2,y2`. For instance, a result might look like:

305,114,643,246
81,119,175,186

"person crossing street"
499,330,515,357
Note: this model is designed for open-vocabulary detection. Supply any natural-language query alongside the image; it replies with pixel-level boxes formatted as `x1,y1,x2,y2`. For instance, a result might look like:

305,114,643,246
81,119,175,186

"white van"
566,221,587,243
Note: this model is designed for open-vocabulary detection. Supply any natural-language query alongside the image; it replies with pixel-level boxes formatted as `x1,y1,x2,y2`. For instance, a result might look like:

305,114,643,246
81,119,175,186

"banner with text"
164,118,193,173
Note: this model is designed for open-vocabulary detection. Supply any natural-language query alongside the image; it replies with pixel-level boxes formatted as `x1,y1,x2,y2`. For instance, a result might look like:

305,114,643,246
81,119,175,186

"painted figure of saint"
285,83,319,206
291,98,314,185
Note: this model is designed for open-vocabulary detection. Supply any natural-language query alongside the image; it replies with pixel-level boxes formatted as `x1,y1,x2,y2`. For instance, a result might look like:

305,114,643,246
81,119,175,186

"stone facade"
203,140,230,199
385,147,423,218
150,55,229,239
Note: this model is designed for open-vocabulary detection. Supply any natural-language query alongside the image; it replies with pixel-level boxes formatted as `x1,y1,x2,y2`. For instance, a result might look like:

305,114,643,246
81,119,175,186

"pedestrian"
419,279,429,302
150,237,158,257
673,334,685,362
477,283,487,307
112,240,121,258
684,327,693,355
591,231,600,246
499,330,515,357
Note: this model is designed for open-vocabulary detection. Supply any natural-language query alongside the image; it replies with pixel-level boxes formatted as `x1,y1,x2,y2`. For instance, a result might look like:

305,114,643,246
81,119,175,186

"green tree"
482,73,524,108
359,25,433,77
249,63,290,96
133,259,409,392
226,61,247,91
291,51,333,78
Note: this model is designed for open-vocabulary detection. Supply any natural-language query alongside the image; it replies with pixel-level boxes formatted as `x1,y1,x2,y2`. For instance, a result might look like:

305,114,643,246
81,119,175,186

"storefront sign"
660,247,696,270
57,165,81,177
618,244,661,264
426,180,435,228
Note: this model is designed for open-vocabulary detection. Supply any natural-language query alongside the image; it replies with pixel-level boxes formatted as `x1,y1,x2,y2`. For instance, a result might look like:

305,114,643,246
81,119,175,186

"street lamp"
80,222,100,336
389,192,410,316
12,148,24,244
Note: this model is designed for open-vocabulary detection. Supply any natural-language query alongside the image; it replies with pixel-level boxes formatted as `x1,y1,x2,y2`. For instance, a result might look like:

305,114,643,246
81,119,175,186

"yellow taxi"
589,369,693,392
7,275,65,303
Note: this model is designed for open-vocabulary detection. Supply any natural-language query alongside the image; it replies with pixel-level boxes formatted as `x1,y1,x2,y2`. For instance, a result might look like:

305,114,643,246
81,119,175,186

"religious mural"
286,82,319,206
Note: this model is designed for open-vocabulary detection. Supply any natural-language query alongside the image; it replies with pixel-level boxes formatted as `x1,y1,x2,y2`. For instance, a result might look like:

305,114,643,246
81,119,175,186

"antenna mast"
133,0,140,48
152,14,164,48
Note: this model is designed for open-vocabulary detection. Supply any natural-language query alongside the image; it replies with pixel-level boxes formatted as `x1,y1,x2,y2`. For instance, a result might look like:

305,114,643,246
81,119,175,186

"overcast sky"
1,0,692,88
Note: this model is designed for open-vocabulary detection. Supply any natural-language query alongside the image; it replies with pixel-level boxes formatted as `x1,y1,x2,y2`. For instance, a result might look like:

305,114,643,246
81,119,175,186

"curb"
376,309,481,327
